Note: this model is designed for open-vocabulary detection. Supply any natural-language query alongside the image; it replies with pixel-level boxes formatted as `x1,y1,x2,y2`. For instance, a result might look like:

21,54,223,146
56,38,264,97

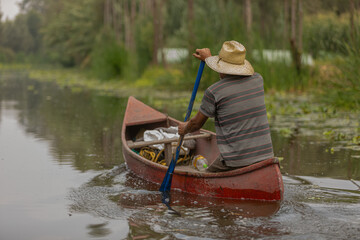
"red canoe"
122,96,284,201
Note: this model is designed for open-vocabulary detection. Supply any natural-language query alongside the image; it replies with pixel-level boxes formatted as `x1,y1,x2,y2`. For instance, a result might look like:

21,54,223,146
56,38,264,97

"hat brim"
205,56,254,76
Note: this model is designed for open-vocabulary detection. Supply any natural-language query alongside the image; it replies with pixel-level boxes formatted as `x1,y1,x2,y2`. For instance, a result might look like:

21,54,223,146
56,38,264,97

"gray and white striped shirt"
199,73,274,167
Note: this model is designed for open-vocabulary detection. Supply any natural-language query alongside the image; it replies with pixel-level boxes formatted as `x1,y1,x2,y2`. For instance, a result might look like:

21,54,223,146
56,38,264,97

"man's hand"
178,121,188,136
177,112,208,136
193,48,212,61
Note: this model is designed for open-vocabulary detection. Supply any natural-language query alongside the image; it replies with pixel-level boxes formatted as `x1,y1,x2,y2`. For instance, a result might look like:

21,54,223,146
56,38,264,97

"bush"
91,33,127,80
319,17,360,110
135,66,183,90
304,12,354,58
322,47,360,109
0,47,15,62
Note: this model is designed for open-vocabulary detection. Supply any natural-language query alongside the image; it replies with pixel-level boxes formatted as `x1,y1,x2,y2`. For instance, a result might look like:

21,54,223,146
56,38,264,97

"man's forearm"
184,118,202,134
178,111,208,136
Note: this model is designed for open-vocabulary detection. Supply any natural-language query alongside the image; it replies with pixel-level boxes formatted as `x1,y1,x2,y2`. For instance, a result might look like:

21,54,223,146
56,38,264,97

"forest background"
0,0,359,109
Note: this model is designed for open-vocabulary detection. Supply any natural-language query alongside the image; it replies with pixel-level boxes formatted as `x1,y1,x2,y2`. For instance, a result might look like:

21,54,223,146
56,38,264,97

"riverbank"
1,63,359,116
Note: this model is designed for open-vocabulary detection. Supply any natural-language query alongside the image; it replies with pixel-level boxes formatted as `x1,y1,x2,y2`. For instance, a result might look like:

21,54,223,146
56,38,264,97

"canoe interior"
125,117,220,169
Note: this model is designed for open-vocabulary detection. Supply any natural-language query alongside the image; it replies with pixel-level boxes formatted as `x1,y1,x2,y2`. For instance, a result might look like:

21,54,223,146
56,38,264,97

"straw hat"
205,41,254,76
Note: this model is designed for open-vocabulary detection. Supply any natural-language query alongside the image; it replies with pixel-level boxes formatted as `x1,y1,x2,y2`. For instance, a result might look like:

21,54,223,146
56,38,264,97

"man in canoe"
178,40,274,172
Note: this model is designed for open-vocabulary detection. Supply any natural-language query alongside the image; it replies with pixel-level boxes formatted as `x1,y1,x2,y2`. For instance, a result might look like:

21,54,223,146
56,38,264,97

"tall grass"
322,42,360,109
251,56,312,91
303,12,351,58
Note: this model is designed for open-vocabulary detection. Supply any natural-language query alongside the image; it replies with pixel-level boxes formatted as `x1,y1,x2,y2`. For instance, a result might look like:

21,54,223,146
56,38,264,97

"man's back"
199,73,274,167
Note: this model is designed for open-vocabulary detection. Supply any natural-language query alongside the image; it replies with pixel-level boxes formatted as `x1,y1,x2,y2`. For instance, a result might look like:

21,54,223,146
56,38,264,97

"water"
0,75,359,239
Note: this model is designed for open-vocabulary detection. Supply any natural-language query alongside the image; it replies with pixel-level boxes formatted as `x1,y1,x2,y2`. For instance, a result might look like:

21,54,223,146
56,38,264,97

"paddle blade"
159,140,181,192
159,159,176,192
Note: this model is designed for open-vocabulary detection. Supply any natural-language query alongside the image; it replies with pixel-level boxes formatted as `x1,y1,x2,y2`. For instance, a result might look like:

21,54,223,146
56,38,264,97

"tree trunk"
124,0,131,49
283,0,289,49
129,0,136,51
350,0,355,45
104,0,110,26
113,0,122,43
159,0,166,67
244,0,252,36
290,0,301,74
297,0,303,51
145,0,152,13
291,0,296,41
258,0,267,38
108,0,113,27
139,0,145,16
187,0,194,64
152,0,159,64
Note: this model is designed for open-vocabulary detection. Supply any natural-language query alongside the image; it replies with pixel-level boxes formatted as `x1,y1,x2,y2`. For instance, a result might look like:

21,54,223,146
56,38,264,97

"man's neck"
220,73,251,79
219,73,227,79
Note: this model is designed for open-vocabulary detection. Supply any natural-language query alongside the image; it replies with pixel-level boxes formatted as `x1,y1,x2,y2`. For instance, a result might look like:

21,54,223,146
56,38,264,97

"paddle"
159,60,205,194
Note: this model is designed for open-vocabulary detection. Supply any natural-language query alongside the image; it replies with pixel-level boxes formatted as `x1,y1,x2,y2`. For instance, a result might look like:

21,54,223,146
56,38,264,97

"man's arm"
178,111,208,136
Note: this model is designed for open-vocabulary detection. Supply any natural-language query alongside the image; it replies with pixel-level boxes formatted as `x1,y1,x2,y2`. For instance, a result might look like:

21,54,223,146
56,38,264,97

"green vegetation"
91,32,128,80
321,39,360,109
0,0,359,109
304,12,352,58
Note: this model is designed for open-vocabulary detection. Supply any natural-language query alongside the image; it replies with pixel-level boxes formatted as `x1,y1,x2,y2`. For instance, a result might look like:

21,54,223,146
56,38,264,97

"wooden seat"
127,132,211,149
127,132,211,166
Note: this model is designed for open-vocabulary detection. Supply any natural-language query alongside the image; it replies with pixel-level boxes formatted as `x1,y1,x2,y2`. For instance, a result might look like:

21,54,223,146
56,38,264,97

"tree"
41,0,103,66
187,0,194,65
0,3,3,44
283,0,289,48
130,0,136,51
244,0,252,38
124,0,131,49
1,14,34,53
289,0,302,74
152,0,164,65
104,0,111,27
152,0,159,64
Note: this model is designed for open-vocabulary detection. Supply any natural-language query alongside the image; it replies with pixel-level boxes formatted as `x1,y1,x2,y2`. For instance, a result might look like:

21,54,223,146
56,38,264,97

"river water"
0,75,359,240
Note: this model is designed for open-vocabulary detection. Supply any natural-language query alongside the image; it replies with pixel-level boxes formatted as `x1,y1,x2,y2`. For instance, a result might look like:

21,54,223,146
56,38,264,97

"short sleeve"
199,88,216,118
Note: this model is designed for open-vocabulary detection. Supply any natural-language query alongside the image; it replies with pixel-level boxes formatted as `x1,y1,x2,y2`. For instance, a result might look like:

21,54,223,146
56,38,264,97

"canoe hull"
122,145,283,201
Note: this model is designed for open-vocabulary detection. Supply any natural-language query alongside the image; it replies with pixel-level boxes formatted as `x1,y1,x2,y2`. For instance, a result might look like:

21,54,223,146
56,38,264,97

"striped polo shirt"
199,73,274,167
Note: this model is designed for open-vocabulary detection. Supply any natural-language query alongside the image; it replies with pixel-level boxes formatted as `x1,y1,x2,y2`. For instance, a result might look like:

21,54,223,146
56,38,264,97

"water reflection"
87,222,111,238
272,128,360,180
0,77,125,172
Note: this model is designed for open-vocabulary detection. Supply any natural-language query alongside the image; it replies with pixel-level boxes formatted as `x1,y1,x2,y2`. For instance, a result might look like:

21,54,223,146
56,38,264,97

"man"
178,40,274,172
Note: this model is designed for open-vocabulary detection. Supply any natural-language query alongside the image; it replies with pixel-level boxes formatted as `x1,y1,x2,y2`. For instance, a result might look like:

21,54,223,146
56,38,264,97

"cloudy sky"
1,0,20,20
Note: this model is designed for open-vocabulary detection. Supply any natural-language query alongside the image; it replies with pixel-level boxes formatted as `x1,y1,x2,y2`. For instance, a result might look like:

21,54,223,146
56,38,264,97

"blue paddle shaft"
160,61,205,193
185,61,205,121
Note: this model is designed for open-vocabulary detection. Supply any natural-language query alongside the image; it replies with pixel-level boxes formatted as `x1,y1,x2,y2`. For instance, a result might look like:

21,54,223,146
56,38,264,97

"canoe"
121,96,284,201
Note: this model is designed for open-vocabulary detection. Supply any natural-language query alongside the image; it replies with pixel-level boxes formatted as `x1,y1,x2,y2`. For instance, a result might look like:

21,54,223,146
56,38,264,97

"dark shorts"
206,155,237,172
